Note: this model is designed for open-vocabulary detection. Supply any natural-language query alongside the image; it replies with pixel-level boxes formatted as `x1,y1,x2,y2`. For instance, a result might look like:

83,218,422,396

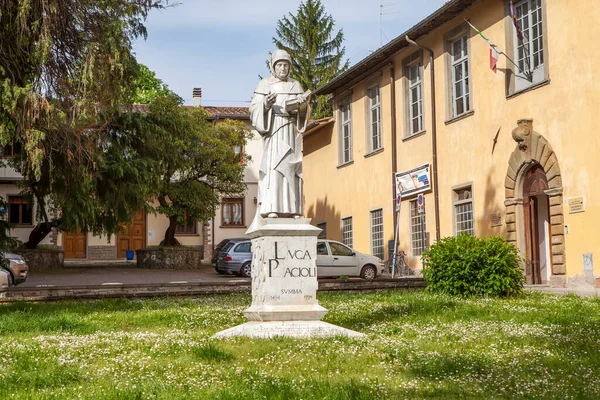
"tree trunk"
160,215,181,247
25,219,62,249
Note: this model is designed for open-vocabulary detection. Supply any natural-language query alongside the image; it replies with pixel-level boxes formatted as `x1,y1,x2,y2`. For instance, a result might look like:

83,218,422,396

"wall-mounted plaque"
490,212,502,227
568,197,585,214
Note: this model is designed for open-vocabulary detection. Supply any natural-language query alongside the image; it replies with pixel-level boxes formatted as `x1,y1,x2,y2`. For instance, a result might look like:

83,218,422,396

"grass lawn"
1,290,599,399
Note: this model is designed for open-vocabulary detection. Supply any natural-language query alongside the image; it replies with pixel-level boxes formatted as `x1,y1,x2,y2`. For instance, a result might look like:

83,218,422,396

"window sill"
507,78,551,100
220,225,247,229
402,130,427,142
445,110,474,125
364,148,384,158
337,160,354,169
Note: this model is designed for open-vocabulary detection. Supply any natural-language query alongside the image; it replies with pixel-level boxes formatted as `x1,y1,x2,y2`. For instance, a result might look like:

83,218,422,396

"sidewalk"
525,284,600,298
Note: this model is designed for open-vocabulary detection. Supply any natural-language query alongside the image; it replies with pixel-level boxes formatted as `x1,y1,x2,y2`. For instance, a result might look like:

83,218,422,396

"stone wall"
136,247,204,269
16,249,64,271
88,245,117,260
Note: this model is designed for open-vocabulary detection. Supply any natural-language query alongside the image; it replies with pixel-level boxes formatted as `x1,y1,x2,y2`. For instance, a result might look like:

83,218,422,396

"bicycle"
385,250,408,279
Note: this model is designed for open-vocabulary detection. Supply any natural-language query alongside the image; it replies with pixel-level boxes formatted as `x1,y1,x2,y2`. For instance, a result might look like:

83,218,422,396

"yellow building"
304,0,600,286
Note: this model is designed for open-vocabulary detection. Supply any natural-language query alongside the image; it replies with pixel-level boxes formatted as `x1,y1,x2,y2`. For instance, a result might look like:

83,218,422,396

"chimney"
192,88,202,107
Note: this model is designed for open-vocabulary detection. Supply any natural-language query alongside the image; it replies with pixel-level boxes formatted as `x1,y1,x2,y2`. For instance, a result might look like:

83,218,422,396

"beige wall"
304,0,600,280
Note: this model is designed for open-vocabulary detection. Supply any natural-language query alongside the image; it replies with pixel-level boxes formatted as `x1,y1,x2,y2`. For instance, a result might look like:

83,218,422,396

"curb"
0,278,426,302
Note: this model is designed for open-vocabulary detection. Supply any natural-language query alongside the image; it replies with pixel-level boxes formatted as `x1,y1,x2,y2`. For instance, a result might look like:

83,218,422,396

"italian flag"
466,20,502,73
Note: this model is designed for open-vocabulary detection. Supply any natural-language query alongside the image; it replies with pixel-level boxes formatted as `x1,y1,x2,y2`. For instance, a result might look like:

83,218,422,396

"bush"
422,235,524,297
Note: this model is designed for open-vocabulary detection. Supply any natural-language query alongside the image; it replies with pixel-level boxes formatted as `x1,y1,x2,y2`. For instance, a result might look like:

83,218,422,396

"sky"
132,0,448,106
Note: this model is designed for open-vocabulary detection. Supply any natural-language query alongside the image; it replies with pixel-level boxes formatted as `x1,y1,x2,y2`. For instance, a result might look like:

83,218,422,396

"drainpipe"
389,63,398,229
406,35,440,242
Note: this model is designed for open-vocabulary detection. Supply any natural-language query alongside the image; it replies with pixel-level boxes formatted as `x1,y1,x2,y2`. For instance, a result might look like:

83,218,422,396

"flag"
509,1,525,41
465,20,503,73
490,47,500,73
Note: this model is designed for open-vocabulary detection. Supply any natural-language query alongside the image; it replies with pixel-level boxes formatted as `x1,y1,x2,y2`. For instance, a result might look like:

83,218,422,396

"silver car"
216,240,252,277
316,240,384,280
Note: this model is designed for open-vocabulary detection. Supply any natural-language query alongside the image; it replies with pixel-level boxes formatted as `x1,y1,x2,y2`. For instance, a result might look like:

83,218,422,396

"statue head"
270,50,292,80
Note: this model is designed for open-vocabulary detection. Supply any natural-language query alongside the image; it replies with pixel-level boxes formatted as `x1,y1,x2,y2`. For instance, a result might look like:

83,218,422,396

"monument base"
213,217,364,339
244,304,328,321
213,320,365,339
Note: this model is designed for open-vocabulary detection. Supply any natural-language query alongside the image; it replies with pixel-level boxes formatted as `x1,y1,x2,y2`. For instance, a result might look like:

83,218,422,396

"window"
341,217,353,248
317,222,327,239
316,242,329,255
450,35,470,117
512,0,545,90
8,196,33,225
367,85,382,152
404,53,424,137
233,143,244,163
339,96,352,164
176,211,197,235
410,200,426,256
1,142,21,157
370,209,384,259
234,242,251,253
330,242,354,257
221,198,244,227
453,186,474,235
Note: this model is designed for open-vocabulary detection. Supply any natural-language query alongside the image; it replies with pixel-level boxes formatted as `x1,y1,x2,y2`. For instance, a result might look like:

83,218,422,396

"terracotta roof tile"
202,106,250,120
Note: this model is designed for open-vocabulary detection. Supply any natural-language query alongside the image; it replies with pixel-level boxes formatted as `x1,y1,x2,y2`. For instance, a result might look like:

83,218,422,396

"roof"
125,104,250,120
203,106,249,120
315,0,482,96
304,116,334,137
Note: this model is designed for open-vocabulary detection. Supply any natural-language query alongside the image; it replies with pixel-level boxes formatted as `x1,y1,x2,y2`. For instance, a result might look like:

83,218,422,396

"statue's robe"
249,76,309,220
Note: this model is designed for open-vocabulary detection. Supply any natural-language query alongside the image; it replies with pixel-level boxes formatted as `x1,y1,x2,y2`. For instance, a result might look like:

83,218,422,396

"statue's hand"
264,93,276,109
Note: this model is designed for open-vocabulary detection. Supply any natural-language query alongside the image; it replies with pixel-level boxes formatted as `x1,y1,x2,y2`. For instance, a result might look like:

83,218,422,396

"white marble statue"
249,49,311,220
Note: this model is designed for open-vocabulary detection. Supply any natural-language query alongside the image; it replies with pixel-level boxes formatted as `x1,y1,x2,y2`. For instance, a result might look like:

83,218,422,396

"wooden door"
523,197,541,284
117,211,146,258
522,165,549,285
63,232,86,259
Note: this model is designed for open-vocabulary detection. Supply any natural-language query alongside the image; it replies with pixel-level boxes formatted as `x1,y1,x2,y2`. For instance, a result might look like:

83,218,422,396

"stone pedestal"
214,217,364,339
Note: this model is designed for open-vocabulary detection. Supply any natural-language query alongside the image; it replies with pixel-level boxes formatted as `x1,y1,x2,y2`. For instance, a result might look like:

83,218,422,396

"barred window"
370,209,384,259
454,186,474,235
410,200,426,256
342,217,353,248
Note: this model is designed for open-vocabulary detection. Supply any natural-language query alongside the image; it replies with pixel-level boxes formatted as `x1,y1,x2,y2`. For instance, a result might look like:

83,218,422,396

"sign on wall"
395,163,431,198
568,197,585,214
490,212,502,227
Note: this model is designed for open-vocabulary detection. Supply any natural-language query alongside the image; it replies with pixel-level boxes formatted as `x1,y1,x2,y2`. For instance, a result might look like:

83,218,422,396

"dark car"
215,240,252,277
212,237,247,274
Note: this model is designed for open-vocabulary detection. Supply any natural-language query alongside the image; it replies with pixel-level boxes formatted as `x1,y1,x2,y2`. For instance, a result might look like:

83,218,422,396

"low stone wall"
16,248,64,271
136,247,203,269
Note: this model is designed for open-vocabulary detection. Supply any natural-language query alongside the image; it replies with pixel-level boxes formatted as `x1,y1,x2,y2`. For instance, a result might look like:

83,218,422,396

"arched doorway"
504,119,566,286
522,165,551,284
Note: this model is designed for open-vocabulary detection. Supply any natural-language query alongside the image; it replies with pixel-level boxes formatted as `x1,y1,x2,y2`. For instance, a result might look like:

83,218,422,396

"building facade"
304,0,600,286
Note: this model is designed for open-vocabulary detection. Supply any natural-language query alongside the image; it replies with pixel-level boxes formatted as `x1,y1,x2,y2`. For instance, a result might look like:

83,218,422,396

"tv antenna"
380,3,401,47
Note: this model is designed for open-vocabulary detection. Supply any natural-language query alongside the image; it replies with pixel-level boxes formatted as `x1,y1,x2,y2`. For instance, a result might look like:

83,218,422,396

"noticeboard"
568,197,585,214
395,163,431,197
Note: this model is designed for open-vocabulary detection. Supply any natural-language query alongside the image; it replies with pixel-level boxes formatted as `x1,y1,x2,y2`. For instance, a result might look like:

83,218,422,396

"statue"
249,49,311,223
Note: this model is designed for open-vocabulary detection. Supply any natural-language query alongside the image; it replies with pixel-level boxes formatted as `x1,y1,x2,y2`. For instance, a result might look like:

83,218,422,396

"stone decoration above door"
504,119,566,281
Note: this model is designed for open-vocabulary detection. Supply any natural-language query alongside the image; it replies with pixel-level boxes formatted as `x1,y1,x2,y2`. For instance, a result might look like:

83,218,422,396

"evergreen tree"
272,0,349,118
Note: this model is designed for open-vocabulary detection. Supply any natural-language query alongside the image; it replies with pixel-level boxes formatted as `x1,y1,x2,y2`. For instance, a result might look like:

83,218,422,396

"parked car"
316,240,384,280
1,252,29,286
0,269,9,290
215,239,384,280
211,237,247,274
215,239,252,277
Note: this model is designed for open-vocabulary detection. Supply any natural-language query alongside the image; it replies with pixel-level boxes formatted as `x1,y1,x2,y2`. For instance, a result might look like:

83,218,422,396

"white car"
316,240,384,280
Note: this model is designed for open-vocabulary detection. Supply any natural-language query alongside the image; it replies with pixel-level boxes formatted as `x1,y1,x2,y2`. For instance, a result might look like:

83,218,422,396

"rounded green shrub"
421,234,525,297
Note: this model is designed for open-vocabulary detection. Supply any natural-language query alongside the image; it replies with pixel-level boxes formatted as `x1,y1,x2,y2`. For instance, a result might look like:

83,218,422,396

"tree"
131,64,173,104
120,94,248,246
0,0,167,248
272,0,349,118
